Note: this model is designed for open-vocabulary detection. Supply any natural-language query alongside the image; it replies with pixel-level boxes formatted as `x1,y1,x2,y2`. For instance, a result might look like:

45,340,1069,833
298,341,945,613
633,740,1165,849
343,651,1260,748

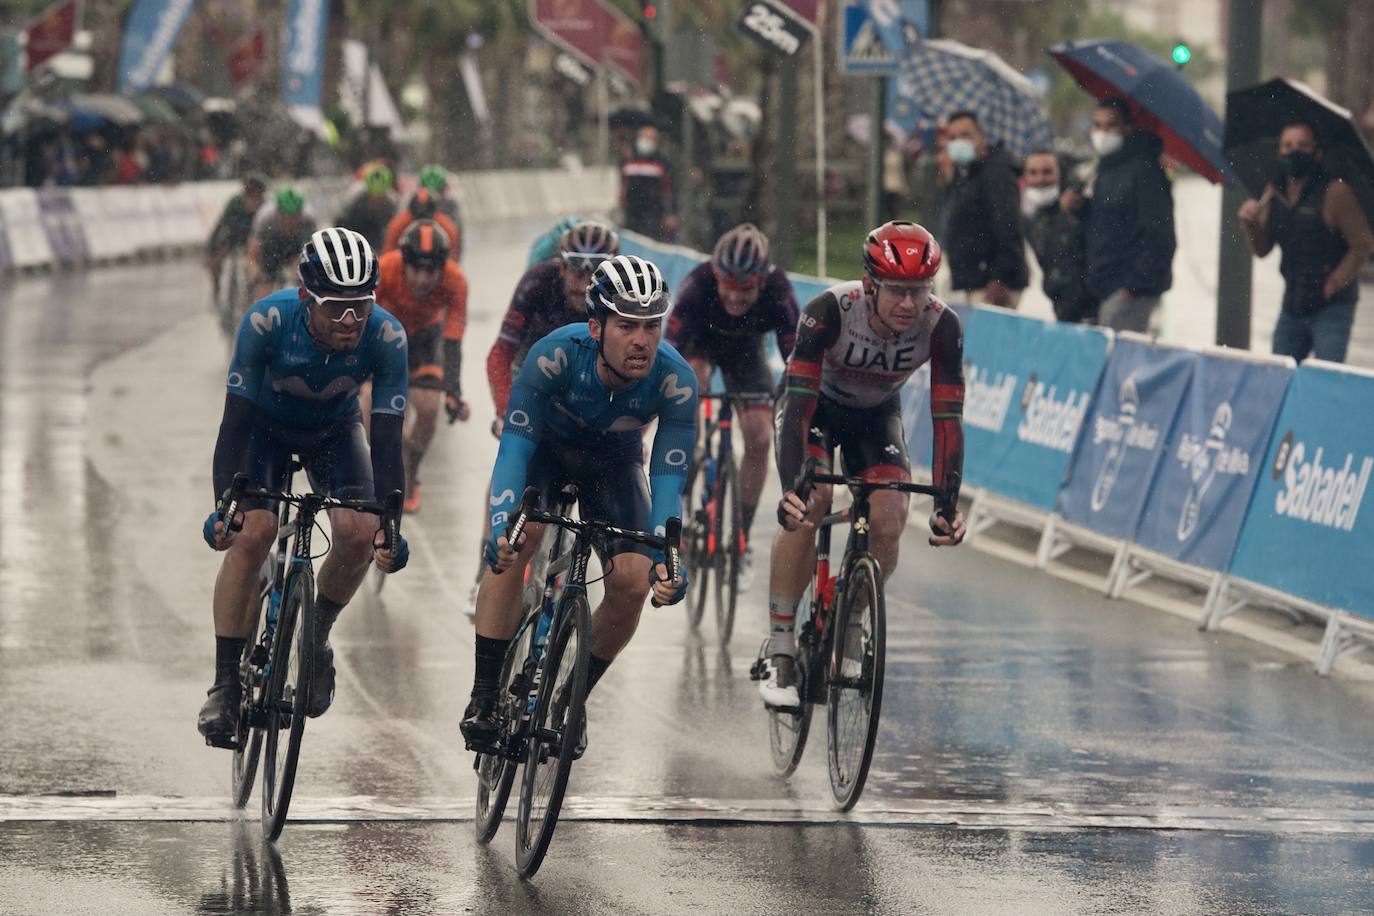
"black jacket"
1083,131,1175,299
1024,201,1096,323
941,146,1029,291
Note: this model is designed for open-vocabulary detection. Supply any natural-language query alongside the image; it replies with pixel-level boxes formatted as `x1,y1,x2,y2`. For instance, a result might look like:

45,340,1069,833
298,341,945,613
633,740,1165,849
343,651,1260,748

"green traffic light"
1172,44,1192,66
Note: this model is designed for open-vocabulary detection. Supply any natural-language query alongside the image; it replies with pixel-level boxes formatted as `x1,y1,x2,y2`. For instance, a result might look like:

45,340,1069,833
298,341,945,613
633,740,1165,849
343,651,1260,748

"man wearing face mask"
1022,150,1095,323
938,111,1029,307
1237,120,1374,362
620,125,680,242
1061,98,1175,332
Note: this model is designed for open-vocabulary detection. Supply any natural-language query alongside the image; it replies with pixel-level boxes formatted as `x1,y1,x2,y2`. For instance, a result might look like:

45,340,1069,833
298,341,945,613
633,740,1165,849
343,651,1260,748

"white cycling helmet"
298,227,379,298
585,254,669,320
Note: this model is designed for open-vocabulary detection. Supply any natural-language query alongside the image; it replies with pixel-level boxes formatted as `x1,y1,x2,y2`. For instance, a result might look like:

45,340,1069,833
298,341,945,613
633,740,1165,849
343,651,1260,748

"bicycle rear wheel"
261,570,314,840
515,591,590,878
475,619,534,844
712,458,743,646
767,583,815,777
231,583,268,809
681,457,710,630
827,556,886,812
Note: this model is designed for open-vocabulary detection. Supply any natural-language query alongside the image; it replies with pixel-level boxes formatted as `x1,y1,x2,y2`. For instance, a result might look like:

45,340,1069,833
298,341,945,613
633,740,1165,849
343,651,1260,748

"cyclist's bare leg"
764,483,832,659
866,488,910,580
587,552,652,660
316,507,378,605
473,521,545,640
737,406,773,533
357,382,373,438
212,509,277,638
404,388,441,488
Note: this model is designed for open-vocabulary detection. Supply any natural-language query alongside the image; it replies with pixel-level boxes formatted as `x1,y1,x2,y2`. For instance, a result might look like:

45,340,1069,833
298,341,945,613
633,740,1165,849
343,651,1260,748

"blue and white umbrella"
887,39,1052,158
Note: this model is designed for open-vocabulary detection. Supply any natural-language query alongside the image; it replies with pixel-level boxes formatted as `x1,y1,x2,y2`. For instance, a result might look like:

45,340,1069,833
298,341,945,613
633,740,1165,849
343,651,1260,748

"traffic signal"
1171,42,1192,67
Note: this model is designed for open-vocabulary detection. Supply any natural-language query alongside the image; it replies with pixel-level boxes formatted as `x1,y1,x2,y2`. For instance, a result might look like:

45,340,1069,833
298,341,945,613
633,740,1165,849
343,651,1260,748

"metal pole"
1216,0,1263,349
814,0,827,277
865,76,885,229
774,53,800,268
598,65,610,166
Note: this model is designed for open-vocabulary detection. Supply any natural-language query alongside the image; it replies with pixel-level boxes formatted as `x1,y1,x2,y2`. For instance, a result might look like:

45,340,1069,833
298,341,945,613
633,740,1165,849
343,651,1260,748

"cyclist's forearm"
488,433,537,531
443,339,463,398
931,417,964,505
370,412,405,500
775,359,821,486
211,394,257,502
486,340,516,414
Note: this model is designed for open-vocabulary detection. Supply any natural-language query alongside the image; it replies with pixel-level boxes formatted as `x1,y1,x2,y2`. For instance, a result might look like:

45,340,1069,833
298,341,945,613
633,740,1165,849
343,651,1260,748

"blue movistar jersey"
489,323,698,538
226,288,409,432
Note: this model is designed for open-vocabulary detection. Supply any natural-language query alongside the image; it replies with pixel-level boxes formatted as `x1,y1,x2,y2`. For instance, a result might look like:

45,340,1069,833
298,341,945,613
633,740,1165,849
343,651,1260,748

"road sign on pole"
840,2,898,74
737,0,814,57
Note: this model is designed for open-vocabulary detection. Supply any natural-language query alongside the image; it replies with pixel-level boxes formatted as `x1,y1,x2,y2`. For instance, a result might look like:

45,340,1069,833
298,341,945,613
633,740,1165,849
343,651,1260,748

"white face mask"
635,138,657,156
947,138,977,166
1091,130,1124,157
1022,185,1059,216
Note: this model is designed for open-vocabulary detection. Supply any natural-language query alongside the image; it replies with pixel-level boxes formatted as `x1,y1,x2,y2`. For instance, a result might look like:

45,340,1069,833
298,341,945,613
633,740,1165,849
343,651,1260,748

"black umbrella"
608,105,655,132
1224,78,1374,228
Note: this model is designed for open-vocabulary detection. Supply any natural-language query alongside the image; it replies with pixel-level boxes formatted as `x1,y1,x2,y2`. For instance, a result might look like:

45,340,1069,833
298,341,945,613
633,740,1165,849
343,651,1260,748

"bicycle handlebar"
792,458,959,523
700,390,775,405
218,472,403,534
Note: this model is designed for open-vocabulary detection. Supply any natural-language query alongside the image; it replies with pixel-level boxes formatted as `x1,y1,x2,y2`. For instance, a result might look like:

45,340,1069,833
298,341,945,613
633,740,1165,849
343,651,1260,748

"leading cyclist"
759,221,967,709
197,227,412,746
461,255,695,754
666,223,799,583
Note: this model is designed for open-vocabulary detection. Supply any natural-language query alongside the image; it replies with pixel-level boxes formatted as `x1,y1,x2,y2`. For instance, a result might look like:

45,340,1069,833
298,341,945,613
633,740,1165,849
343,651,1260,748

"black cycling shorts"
677,333,775,398
407,324,444,390
240,413,374,512
782,394,911,484
524,436,653,561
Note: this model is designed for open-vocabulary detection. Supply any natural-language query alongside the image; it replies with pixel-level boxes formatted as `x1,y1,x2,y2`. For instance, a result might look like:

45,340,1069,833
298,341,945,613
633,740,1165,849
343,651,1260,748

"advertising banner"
1132,352,1293,570
281,0,329,132
36,188,87,263
1228,362,1374,617
116,0,197,93
960,308,1109,509
1057,338,1192,539
25,0,79,73
530,0,607,71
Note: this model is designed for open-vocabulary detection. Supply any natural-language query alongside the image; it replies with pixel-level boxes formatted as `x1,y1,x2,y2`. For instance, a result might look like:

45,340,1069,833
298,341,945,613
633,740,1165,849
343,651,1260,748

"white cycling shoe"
758,654,800,710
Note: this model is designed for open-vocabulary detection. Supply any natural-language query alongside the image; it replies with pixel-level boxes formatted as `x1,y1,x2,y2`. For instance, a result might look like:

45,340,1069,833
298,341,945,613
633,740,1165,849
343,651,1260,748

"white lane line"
2,794,1373,835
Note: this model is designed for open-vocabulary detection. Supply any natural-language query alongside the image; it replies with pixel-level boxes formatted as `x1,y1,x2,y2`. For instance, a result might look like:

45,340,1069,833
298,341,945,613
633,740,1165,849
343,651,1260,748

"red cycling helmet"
862,221,941,282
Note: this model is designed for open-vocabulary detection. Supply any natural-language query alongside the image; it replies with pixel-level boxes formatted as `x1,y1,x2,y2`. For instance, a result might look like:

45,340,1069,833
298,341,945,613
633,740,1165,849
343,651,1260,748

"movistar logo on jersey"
249,306,283,336
379,321,405,349
1273,438,1372,531
1019,383,1091,454
963,364,1016,432
538,347,569,379
660,373,692,406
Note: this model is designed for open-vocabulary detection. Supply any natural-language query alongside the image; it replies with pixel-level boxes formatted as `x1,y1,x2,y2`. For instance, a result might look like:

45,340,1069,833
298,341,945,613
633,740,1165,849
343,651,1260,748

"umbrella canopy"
146,83,205,118
887,39,1052,159
608,105,655,132
130,93,181,127
64,93,144,132
1223,78,1374,229
1049,39,1231,184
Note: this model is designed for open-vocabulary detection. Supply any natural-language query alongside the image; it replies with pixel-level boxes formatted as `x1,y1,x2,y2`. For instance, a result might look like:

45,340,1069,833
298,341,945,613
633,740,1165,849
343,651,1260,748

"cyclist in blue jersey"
460,255,696,754
197,227,412,746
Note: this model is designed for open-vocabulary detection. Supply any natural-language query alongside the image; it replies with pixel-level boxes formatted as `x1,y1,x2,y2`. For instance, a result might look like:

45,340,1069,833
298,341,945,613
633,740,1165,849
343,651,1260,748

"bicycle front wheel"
681,457,710,630
712,458,744,646
515,591,590,878
261,570,314,840
826,556,886,812
475,620,534,844
231,582,268,809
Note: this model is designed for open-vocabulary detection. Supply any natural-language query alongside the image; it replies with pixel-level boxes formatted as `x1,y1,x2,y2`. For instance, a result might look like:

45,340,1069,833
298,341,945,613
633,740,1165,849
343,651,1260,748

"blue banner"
1132,353,1293,571
959,308,1109,509
1229,363,1374,617
116,0,198,93
282,0,330,127
1058,338,1192,539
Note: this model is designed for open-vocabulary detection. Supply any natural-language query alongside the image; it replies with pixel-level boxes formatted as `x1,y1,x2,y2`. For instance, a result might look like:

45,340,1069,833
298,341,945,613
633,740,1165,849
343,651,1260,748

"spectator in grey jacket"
1022,150,1095,323
1062,99,1176,332
938,111,1029,307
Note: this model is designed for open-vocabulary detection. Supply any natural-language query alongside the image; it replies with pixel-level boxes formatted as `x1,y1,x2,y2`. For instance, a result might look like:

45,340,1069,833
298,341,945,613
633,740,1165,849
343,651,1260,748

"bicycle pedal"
204,734,237,750
250,645,269,666
748,658,769,681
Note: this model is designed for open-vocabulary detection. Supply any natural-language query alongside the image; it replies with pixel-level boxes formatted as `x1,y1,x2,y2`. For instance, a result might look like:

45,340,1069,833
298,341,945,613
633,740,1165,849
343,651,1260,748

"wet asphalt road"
2,219,1374,914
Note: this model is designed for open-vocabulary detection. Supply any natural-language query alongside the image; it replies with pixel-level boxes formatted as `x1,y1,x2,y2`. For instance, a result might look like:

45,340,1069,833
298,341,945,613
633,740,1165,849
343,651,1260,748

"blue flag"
116,0,198,93
282,0,330,130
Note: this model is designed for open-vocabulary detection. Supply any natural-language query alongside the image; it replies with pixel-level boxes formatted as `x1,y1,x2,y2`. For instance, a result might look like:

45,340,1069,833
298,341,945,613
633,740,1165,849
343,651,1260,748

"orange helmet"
862,221,941,282
399,219,451,269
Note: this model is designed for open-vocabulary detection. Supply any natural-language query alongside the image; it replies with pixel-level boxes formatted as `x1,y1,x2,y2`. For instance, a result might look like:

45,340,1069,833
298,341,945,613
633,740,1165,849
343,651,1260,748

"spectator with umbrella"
1228,80,1374,363
938,110,1028,306
1022,149,1095,323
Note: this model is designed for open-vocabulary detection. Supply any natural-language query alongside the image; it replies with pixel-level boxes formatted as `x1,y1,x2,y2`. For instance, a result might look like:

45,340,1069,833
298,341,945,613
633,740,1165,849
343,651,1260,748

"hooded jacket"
941,145,1029,292
1083,131,1176,299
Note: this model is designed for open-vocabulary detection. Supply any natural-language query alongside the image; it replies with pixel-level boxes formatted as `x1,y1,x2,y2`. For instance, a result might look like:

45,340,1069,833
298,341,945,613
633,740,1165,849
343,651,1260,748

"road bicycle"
681,390,772,645
473,485,680,877
752,459,954,811
215,467,402,840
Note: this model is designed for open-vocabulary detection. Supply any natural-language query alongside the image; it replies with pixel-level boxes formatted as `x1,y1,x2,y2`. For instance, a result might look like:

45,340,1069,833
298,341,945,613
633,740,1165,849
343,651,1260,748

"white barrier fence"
0,166,617,271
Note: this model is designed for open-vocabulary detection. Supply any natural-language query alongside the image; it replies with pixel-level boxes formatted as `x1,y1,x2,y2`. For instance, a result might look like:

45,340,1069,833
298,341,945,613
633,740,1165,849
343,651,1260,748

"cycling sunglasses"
875,280,932,301
713,268,762,292
560,251,611,272
307,291,375,323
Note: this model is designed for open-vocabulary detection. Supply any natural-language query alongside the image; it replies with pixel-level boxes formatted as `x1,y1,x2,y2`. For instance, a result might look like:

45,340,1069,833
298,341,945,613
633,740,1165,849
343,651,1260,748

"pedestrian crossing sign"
840,1,899,74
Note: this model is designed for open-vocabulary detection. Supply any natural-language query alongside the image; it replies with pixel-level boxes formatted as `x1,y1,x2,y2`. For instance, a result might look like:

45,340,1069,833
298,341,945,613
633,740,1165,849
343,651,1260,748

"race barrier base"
1318,612,1374,676
1033,513,1127,594
1108,544,1223,609
965,490,1050,544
